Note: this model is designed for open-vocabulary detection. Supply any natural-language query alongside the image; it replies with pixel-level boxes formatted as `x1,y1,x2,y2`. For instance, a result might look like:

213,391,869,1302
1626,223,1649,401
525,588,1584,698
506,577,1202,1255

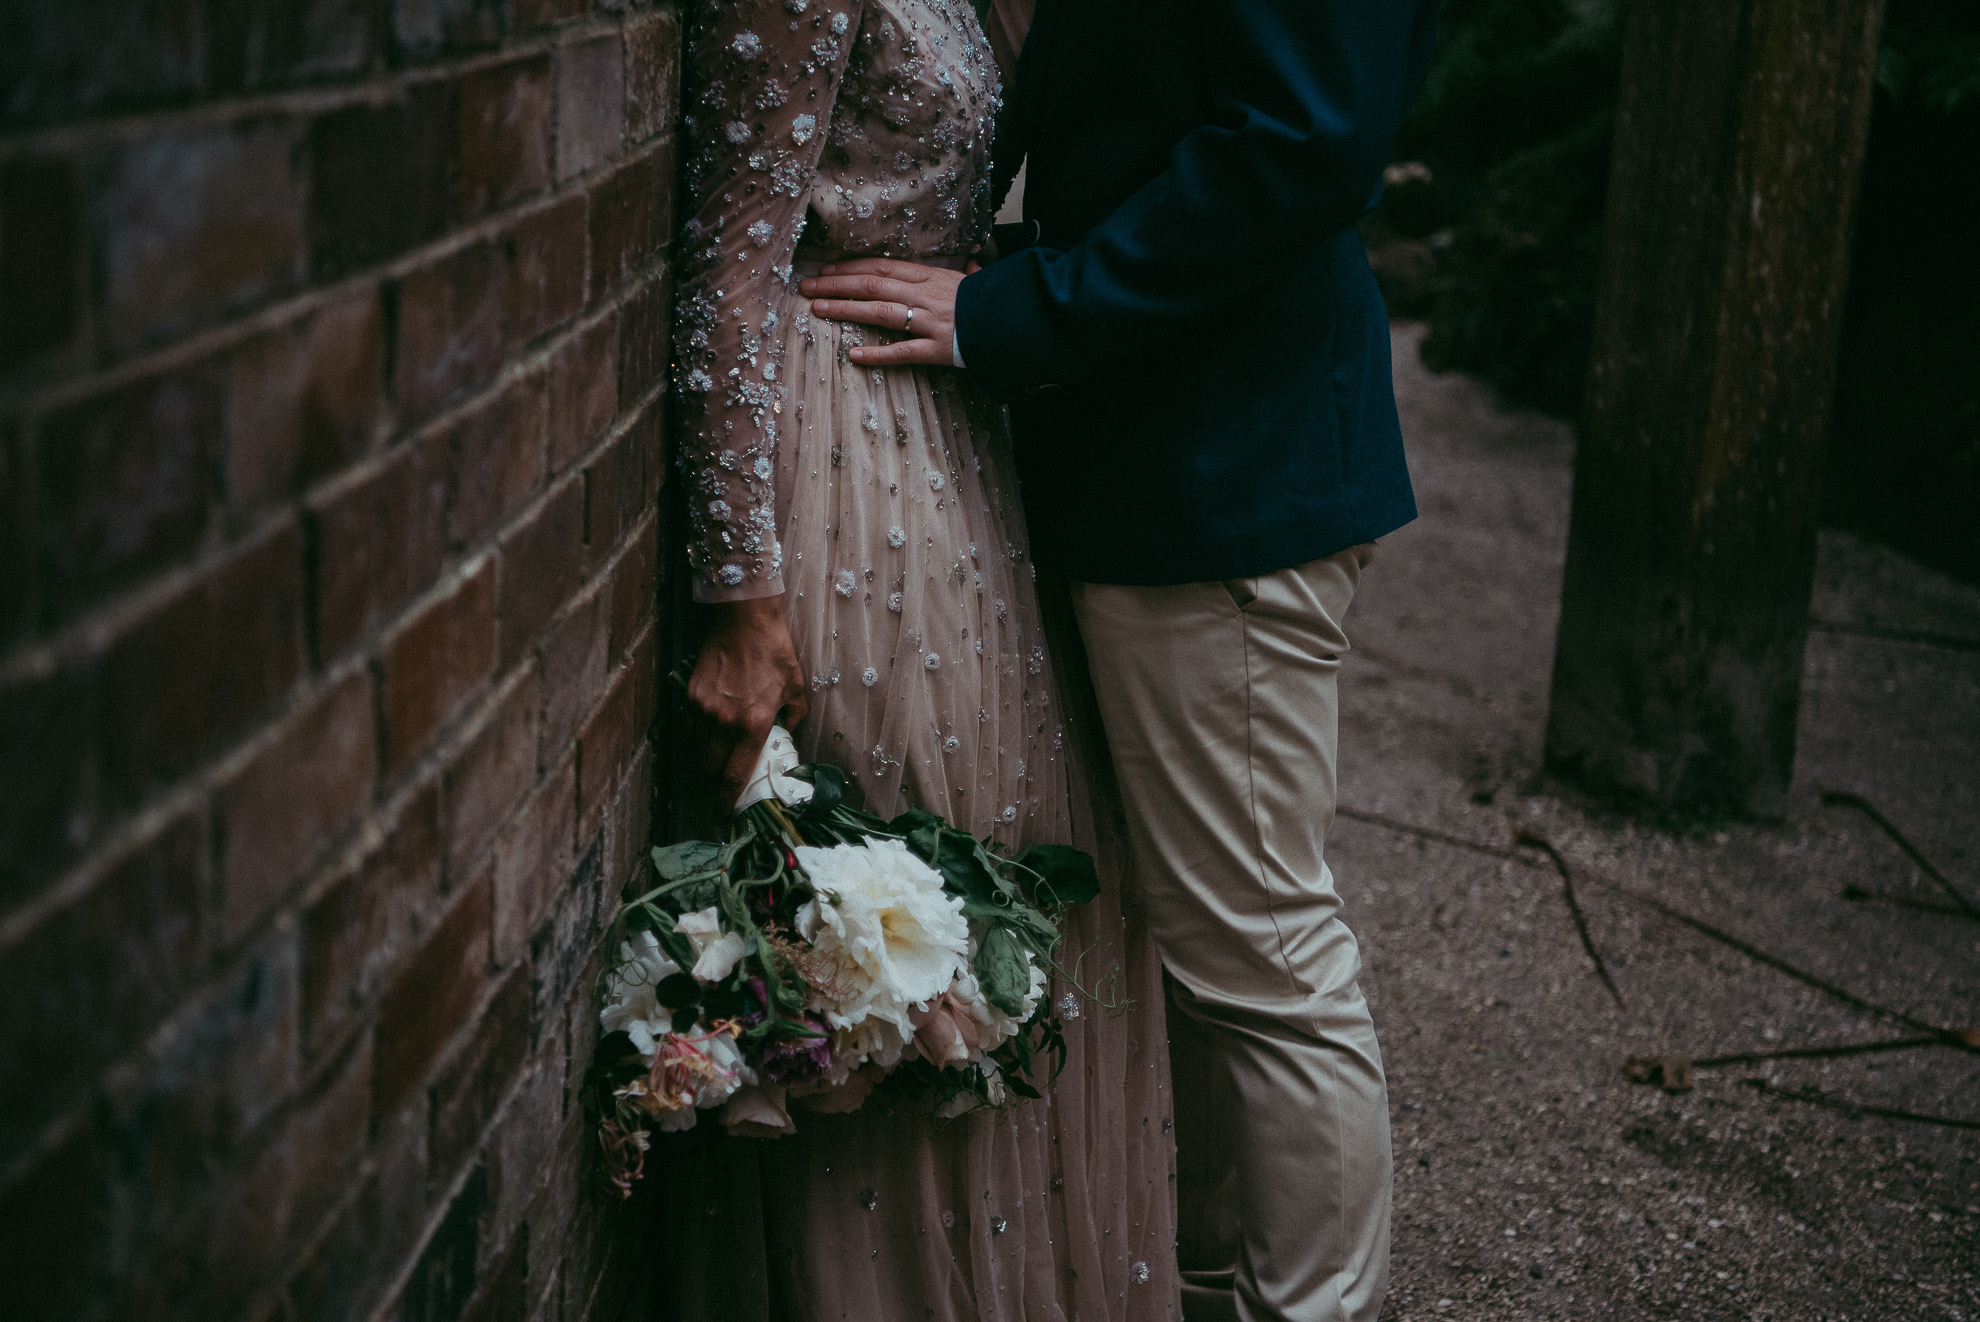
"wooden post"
1544,0,1887,818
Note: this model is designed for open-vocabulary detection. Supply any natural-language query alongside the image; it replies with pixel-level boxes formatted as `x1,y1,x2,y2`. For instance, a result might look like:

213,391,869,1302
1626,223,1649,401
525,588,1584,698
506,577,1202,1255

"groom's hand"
802,259,972,367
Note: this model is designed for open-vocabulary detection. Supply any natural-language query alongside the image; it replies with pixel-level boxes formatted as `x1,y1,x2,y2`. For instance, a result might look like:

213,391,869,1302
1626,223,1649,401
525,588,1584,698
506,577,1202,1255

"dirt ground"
1339,326,1980,1321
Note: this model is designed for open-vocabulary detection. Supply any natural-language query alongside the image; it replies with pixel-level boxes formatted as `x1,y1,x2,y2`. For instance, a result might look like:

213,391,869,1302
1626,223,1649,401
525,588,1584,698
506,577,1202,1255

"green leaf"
975,923,1033,1018
652,840,724,881
889,807,945,863
793,764,845,818
1017,844,1100,907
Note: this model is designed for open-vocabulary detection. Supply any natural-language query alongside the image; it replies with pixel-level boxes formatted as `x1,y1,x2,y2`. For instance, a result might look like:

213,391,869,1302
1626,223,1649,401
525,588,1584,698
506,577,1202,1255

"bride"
664,0,1180,1318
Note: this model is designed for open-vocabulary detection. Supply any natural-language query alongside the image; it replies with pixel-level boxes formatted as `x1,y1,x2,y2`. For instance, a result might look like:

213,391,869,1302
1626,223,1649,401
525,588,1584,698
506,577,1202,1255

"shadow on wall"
1362,0,1980,585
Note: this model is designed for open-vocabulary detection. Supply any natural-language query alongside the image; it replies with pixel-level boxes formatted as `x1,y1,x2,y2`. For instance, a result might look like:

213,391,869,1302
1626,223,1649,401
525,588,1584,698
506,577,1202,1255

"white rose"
599,930,684,1056
676,906,749,983
794,839,971,1042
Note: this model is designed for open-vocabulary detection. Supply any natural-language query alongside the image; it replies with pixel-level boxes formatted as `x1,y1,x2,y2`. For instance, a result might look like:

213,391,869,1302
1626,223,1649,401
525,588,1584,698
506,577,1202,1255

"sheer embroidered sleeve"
673,0,863,603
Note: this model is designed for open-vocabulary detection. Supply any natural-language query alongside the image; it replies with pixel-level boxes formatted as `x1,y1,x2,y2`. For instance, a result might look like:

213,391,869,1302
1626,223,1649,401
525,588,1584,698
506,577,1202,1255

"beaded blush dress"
663,1,1180,1319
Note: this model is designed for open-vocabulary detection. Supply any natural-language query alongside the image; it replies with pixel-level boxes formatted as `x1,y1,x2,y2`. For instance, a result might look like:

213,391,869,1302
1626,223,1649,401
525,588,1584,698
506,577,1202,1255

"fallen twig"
1693,1035,1949,1068
1517,830,1627,1011
1821,790,1980,917
1336,805,1979,1055
1839,884,1979,922
1742,1078,1980,1131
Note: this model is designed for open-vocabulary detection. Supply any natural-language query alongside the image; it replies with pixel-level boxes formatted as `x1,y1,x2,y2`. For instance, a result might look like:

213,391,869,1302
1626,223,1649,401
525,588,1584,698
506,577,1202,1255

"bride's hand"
802,259,974,367
688,597,810,809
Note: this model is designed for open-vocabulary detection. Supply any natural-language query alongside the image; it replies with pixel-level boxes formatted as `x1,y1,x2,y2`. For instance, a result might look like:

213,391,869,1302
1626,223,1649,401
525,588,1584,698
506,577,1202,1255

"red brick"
375,870,491,1115
384,555,497,777
432,967,531,1177
493,754,575,964
555,33,623,182
497,477,584,668
219,667,377,943
539,580,607,755
0,656,94,897
623,10,680,146
225,287,384,509
3,3,202,127
0,807,203,1163
393,238,507,424
397,1164,486,1322
505,193,587,349
302,781,442,1051
607,513,657,661
309,434,449,659
632,390,667,507
102,514,306,800
581,419,644,563
393,0,502,61
99,119,308,352
286,1099,430,1322
585,150,658,299
36,360,221,612
577,655,637,839
600,740,653,902
0,1124,110,1321
445,667,541,880
456,55,552,220
627,611,657,740
204,0,381,93
309,81,453,278
203,1032,371,1311
616,270,670,407
110,924,300,1196
0,156,79,367
547,313,617,472
449,370,547,550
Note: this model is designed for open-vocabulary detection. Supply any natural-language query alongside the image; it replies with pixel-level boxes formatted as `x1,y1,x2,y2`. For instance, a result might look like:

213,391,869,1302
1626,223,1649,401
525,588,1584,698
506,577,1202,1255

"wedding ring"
903,306,915,332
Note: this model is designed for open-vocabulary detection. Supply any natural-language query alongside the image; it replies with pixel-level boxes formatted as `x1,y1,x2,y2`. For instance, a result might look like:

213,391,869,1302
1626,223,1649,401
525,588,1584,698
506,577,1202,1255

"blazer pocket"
1219,578,1257,611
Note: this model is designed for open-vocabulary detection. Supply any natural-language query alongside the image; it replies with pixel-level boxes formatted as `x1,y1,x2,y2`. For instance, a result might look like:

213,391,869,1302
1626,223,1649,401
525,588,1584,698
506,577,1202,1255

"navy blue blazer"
954,0,1440,586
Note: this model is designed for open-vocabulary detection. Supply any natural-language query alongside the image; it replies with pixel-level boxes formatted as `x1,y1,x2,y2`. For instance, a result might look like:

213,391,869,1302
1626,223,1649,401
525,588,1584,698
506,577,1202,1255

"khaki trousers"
1070,546,1390,1322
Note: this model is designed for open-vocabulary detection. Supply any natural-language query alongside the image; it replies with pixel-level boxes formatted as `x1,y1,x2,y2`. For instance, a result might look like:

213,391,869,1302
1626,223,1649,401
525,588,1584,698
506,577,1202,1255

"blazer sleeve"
953,0,1438,399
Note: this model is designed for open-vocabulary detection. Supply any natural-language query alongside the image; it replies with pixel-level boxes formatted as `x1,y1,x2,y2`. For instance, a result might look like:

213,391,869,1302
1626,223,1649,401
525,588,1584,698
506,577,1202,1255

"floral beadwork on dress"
673,0,1002,602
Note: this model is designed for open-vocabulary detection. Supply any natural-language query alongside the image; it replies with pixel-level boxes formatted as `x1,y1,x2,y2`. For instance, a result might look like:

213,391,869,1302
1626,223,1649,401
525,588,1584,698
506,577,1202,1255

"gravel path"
1343,326,1980,1321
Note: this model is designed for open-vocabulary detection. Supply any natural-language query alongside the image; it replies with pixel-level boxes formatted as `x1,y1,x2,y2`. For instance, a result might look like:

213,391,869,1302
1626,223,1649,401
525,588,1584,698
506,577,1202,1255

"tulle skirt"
656,273,1182,1322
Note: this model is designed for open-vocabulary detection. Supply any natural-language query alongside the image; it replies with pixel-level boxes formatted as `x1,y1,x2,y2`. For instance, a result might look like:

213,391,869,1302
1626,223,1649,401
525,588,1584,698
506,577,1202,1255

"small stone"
1056,993,1080,1020
1130,1262,1150,1285
1049,1176,1063,1193
860,1188,879,1211
941,1210,955,1228
991,1216,1007,1234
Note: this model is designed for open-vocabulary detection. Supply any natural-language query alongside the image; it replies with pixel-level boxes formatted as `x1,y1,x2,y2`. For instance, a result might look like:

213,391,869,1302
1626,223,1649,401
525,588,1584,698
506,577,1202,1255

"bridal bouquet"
592,727,1097,1194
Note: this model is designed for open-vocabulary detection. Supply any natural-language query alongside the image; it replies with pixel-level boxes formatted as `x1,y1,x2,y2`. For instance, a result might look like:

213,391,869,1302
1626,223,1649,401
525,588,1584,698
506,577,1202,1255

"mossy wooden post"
1544,0,1887,817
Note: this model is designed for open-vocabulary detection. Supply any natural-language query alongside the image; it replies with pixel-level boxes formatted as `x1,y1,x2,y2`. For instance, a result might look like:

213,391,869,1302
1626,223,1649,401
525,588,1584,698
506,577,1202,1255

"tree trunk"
1544,0,1887,817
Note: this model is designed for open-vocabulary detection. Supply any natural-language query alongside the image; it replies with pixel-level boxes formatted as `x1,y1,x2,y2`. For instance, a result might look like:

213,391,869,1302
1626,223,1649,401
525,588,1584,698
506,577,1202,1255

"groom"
804,2,1440,1319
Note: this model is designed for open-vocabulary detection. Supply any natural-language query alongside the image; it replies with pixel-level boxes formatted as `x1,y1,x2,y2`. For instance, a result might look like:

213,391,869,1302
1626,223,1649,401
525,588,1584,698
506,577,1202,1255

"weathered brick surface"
217,666,378,944
384,555,500,777
0,6,678,1318
224,288,385,510
556,33,625,181
458,56,554,220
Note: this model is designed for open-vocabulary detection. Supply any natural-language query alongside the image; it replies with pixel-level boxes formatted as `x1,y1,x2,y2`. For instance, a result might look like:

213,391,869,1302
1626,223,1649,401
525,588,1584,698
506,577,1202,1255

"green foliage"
1880,9,1980,113
1363,0,1622,416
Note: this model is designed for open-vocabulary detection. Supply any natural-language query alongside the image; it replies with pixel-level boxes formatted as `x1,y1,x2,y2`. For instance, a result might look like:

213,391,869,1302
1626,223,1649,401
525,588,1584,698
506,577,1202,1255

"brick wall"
0,3,680,1319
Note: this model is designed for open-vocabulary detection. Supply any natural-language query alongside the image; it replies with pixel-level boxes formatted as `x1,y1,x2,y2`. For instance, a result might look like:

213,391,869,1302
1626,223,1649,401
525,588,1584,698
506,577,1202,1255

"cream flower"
599,930,684,1056
677,905,748,982
794,839,970,1043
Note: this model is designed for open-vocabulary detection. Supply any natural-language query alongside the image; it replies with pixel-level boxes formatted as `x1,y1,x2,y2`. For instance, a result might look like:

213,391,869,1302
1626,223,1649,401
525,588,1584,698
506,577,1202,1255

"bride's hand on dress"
688,597,810,810
802,259,976,368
